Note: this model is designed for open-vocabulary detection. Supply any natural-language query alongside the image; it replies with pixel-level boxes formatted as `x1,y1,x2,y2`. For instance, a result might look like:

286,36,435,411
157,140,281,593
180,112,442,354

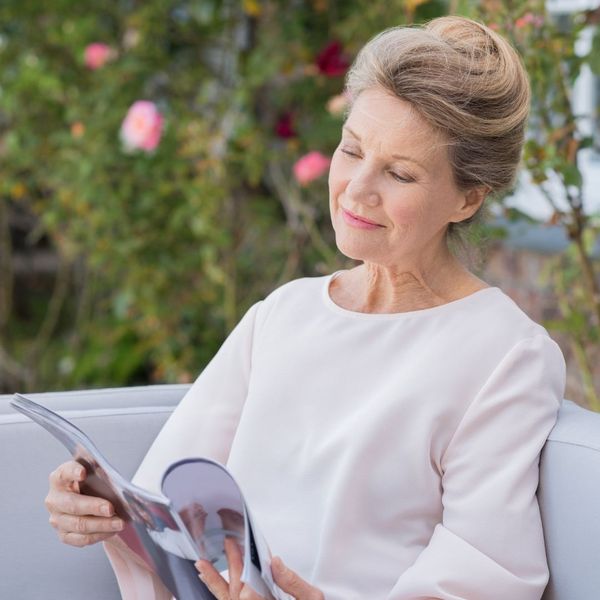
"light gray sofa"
1,385,599,600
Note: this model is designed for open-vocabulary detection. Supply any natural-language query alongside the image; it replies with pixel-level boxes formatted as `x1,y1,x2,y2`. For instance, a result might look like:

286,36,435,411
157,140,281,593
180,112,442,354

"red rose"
315,41,349,77
275,112,296,139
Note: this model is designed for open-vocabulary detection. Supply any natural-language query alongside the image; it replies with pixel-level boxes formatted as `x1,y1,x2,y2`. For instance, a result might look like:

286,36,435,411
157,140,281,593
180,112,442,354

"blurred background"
1,0,599,408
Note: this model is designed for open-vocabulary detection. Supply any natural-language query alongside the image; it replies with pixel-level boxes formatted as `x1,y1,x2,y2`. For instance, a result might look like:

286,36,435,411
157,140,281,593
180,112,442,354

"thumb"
271,557,323,600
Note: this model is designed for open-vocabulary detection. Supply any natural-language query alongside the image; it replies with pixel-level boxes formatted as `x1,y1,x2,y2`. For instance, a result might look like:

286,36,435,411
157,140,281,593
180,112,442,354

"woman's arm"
103,301,265,598
132,300,264,492
103,537,174,600
388,334,566,600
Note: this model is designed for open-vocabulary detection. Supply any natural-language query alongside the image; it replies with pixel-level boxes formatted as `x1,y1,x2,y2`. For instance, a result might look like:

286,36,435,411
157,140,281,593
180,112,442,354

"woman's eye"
389,171,413,183
340,147,413,183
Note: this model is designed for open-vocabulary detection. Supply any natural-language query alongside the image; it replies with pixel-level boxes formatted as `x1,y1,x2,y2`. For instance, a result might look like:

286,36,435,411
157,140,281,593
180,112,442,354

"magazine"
11,393,290,600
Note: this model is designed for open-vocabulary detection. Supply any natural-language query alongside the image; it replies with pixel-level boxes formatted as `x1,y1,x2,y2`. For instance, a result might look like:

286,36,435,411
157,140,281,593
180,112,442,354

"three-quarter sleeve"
388,334,566,600
132,300,263,494
104,300,263,599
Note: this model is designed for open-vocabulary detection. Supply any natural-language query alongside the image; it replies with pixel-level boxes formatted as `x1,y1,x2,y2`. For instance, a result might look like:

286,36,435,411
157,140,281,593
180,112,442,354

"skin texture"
328,86,489,314
45,86,490,599
45,460,124,546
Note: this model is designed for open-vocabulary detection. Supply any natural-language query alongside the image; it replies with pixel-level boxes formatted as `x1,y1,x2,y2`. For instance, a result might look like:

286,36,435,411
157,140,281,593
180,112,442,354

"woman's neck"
331,255,488,314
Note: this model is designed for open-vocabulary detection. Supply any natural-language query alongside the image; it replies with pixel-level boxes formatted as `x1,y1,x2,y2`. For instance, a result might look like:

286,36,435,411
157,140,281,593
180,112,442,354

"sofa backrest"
0,385,189,600
1,387,599,600
538,399,600,600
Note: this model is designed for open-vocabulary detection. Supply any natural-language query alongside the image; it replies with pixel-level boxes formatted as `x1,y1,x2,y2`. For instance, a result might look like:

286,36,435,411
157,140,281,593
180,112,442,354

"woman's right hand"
45,460,124,547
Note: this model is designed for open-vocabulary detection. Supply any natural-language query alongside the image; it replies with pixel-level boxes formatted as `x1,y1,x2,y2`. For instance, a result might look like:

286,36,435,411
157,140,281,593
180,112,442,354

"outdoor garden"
1,0,600,409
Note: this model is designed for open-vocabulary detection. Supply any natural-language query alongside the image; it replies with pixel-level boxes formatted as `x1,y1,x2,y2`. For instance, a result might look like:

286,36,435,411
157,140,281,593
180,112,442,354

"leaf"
562,163,583,188
590,27,600,75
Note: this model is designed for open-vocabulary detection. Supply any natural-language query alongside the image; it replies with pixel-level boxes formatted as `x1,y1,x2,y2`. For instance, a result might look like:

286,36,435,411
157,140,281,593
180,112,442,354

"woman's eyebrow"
342,125,427,171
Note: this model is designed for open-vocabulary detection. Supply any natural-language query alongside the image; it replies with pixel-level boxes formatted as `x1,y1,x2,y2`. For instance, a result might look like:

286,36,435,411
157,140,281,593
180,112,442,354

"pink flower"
315,41,349,77
84,43,113,70
120,101,164,152
515,12,544,29
293,151,331,186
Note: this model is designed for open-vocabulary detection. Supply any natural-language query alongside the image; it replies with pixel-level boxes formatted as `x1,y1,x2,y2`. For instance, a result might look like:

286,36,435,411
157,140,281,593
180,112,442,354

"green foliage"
0,0,447,391
2,0,599,404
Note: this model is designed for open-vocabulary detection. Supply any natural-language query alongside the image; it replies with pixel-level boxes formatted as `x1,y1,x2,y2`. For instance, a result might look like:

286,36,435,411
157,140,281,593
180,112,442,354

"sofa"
1,385,599,600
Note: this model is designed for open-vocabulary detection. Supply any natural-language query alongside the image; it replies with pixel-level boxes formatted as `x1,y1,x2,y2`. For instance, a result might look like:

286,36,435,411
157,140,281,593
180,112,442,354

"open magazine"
11,393,290,600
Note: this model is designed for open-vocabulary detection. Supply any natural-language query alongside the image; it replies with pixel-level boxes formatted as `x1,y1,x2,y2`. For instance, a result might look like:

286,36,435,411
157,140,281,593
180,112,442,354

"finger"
50,512,124,535
58,530,116,547
271,557,324,600
45,489,115,518
49,461,86,488
224,537,244,599
196,559,230,600
239,585,266,600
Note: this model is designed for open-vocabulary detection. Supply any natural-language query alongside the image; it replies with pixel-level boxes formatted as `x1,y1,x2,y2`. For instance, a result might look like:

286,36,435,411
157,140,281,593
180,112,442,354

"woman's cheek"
329,162,353,216
329,153,349,189
384,197,417,228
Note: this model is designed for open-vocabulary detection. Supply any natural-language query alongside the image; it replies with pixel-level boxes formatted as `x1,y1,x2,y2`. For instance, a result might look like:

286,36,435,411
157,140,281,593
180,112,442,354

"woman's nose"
345,168,381,207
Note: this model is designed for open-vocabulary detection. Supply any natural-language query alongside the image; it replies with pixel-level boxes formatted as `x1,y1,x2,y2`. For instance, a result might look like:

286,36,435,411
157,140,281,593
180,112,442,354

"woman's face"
328,87,480,268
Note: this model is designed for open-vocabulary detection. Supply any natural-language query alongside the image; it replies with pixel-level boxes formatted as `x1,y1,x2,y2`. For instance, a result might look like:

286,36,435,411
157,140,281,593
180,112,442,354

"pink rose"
293,151,331,186
120,101,164,153
84,43,113,70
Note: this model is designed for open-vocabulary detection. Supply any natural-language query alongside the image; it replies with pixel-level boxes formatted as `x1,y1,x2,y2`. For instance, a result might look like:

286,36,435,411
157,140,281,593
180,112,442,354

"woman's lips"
341,208,383,230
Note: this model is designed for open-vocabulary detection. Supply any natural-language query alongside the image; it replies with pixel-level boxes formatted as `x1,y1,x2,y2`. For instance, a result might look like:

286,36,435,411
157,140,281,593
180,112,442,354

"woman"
45,16,566,600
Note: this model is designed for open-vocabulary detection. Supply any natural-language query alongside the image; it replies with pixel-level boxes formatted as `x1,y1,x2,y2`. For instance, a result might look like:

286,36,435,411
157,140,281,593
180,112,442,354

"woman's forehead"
344,90,447,164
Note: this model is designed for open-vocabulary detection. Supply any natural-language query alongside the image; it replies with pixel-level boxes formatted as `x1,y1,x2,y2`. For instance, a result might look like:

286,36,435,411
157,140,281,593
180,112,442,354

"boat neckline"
322,270,502,320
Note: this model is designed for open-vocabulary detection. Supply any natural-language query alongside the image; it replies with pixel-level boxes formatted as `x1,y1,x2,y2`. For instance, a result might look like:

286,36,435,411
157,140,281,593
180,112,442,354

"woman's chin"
334,236,377,263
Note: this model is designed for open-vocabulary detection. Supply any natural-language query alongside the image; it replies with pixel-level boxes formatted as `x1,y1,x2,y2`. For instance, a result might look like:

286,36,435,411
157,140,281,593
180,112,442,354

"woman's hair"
344,16,530,255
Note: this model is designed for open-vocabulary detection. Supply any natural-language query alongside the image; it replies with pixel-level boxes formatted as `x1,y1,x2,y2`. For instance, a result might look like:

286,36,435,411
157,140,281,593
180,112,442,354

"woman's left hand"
195,538,324,600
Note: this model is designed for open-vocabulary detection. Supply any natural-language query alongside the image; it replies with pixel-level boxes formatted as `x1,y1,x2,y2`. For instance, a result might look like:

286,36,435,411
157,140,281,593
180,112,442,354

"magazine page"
10,393,216,600
162,459,292,600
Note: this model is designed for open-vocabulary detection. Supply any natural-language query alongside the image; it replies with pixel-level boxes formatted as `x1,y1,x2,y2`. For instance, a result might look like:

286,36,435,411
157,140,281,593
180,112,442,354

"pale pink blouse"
106,272,566,600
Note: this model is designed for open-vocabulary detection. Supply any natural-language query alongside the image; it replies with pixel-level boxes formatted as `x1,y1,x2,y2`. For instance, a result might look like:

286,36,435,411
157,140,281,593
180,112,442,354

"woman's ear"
450,185,489,223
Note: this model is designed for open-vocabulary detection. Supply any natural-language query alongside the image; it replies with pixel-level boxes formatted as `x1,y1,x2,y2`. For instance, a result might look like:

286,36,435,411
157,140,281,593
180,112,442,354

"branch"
0,342,30,391
0,197,13,333
266,160,338,267
553,269,600,410
26,253,71,370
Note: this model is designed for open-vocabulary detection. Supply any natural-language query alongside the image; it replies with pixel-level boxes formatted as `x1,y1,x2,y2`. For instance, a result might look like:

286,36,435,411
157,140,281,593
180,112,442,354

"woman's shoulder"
451,284,564,371
478,286,550,338
247,273,330,329
260,273,330,306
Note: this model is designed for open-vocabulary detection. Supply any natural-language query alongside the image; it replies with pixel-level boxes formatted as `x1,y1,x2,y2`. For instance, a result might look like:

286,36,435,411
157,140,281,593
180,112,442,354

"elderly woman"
45,15,566,600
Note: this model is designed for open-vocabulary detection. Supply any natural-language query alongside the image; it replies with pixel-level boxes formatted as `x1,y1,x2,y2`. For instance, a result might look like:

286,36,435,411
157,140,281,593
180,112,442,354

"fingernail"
112,518,123,530
101,505,112,517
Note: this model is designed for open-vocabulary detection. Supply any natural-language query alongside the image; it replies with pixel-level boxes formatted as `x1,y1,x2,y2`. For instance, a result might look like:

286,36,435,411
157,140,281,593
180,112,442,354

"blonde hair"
344,16,531,246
